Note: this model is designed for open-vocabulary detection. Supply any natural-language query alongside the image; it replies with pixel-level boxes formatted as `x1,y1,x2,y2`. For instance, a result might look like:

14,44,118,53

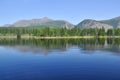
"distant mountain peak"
3,16,120,30
77,16,120,30
112,16,120,20
3,17,74,29
77,19,113,31
42,17,50,19
83,19,96,21
99,16,120,28
31,17,53,21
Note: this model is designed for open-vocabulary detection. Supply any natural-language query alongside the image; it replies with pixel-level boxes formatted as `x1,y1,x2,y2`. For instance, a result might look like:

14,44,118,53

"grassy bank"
33,36,120,39
33,36,95,39
0,35,120,39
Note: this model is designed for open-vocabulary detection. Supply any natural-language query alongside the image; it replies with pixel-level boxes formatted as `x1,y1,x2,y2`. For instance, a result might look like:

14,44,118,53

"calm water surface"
0,38,120,80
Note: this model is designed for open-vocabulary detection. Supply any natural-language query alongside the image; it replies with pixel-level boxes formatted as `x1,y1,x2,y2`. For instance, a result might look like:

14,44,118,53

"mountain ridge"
3,16,120,29
4,17,74,29
77,16,120,30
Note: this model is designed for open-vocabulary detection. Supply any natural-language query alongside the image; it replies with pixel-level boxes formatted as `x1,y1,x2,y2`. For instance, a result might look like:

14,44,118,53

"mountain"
41,20,74,29
77,19,113,30
77,16,120,30
4,16,120,30
100,16,120,28
11,17,53,27
4,17,74,29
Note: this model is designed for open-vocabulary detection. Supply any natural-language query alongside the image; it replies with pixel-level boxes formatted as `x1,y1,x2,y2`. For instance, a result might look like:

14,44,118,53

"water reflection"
1,38,120,55
1,38,120,80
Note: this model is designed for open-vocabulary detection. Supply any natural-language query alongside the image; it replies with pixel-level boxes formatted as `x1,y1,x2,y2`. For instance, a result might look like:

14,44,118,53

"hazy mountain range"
3,16,120,29
4,17,74,29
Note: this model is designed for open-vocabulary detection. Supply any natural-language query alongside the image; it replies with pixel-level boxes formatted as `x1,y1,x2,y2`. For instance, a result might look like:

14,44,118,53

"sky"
0,0,120,25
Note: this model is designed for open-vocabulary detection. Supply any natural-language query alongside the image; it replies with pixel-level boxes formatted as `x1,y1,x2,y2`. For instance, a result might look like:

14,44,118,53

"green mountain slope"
4,17,74,29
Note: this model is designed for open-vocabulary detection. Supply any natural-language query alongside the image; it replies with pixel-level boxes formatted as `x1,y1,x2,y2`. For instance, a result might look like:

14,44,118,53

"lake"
0,38,120,80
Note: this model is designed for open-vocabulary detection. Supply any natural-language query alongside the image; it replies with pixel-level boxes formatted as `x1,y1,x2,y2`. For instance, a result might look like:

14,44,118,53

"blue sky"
0,0,120,25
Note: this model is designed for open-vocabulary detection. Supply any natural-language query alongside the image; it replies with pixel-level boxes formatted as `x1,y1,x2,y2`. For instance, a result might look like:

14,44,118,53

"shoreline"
0,36,120,39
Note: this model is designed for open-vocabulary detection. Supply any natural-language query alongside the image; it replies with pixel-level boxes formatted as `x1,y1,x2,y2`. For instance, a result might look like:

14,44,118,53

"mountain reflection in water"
1,38,120,55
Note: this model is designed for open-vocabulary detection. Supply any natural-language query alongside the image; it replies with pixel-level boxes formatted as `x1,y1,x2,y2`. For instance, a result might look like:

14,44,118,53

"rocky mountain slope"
77,19,113,30
5,17,74,29
3,16,120,30
77,16,120,30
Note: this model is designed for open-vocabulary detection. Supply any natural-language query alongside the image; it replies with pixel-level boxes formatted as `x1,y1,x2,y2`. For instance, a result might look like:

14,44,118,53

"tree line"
0,27,120,36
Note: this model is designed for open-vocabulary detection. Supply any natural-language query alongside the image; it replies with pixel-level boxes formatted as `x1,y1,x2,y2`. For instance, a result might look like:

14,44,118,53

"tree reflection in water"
0,38,120,55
